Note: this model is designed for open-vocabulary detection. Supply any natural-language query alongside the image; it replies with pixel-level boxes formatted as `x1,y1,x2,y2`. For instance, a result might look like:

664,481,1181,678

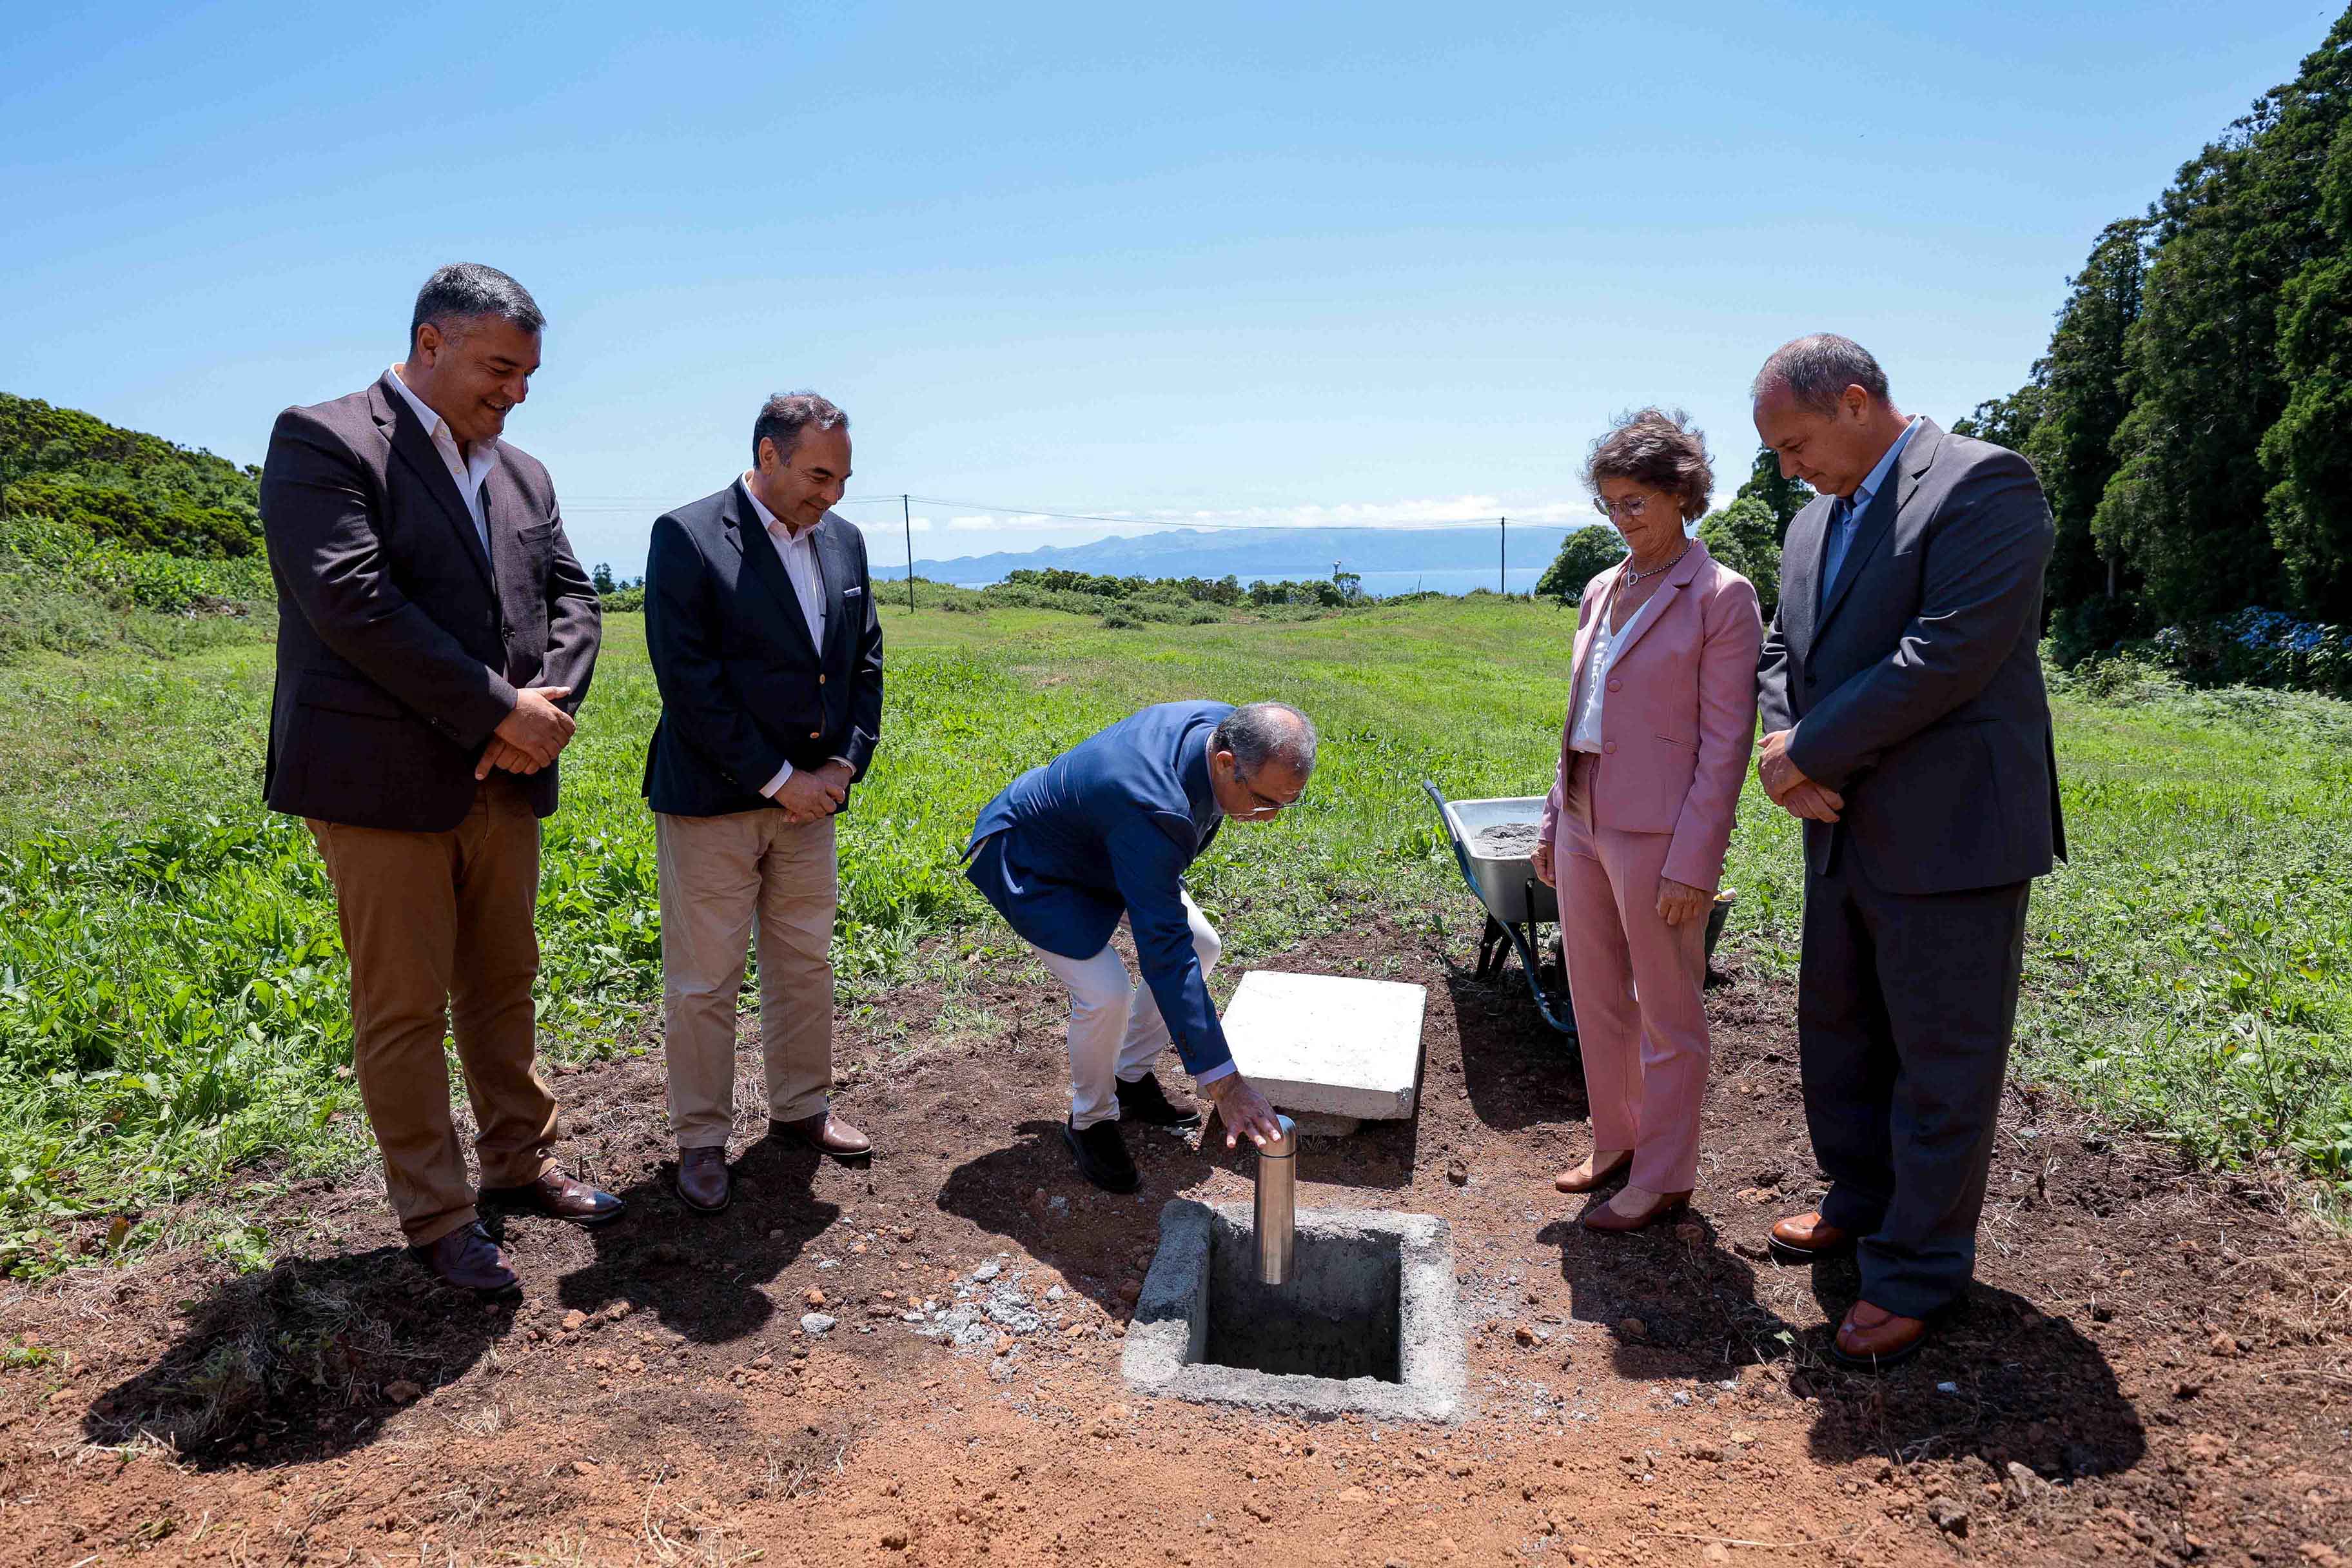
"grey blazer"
1757,418,2065,895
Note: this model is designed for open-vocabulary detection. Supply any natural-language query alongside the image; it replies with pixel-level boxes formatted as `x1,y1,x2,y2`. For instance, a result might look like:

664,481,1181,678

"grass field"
1,596,2346,1275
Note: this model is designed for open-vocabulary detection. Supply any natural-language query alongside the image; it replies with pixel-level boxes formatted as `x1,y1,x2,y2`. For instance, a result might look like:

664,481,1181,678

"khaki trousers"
1029,890,1220,1131
308,774,558,1247
655,808,837,1148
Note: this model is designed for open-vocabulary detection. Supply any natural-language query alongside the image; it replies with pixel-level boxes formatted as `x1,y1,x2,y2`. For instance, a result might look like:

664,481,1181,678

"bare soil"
5,912,2349,1566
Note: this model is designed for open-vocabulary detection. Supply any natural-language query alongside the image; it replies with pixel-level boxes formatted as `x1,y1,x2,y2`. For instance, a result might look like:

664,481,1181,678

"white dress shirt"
741,476,847,800
387,366,495,556
1568,575,1663,754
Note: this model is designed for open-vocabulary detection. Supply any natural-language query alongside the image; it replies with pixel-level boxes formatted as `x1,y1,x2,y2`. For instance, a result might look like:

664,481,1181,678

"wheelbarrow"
1422,779,1736,1041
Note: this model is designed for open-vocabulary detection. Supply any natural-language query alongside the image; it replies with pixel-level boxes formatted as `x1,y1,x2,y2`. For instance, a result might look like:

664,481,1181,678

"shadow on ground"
84,1246,516,1467
1796,1268,2148,1481
554,1132,840,1343
1446,968,1584,1135
937,1119,1213,1315
1542,1211,2146,1482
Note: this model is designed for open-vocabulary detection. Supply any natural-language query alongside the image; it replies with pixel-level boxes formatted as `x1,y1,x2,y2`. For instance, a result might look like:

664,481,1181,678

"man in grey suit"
1750,334,2064,1367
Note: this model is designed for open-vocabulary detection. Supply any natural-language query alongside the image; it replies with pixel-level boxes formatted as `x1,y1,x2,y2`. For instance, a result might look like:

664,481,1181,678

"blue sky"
3,1,2337,576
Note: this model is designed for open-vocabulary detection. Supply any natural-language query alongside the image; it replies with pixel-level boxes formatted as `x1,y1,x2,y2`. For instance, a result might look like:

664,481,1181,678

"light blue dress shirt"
1819,416,1923,607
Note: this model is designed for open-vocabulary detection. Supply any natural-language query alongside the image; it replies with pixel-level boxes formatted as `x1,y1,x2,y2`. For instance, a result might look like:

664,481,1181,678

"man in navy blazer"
642,391,885,1214
965,700,1311,1191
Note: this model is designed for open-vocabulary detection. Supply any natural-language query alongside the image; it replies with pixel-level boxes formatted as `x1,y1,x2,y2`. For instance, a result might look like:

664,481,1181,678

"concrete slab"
1221,970,1427,1122
1122,1199,1466,1423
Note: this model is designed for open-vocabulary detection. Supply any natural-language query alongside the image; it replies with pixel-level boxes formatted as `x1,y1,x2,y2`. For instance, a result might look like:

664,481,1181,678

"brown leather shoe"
1768,1211,1855,1262
676,1146,730,1214
1582,1187,1692,1233
772,1111,872,1161
480,1168,626,1227
411,1221,518,1293
1554,1150,1633,1193
1832,1299,1928,1368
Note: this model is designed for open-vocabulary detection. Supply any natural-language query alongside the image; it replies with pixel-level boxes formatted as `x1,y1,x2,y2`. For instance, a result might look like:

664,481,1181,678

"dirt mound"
5,914,2347,1564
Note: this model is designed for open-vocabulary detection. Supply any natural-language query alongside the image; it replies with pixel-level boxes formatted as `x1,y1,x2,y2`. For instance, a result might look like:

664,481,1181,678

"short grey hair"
409,263,544,350
1213,701,1318,776
753,391,850,464
1752,333,1892,415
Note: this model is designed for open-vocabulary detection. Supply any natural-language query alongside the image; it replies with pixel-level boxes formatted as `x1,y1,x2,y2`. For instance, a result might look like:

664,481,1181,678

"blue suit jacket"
965,700,1233,1078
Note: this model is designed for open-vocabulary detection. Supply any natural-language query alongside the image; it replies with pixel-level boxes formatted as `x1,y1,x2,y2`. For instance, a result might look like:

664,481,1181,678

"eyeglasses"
1234,770,1302,815
1592,494,1654,520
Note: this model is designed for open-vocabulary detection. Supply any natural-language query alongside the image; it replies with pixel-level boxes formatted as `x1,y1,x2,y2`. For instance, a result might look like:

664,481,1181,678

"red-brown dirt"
4,912,2348,1565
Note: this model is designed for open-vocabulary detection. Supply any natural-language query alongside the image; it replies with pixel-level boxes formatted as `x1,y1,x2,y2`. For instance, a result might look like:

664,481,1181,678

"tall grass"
0,599,2346,1275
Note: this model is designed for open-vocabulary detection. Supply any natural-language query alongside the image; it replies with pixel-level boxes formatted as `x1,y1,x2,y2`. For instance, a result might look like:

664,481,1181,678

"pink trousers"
1556,754,1711,1192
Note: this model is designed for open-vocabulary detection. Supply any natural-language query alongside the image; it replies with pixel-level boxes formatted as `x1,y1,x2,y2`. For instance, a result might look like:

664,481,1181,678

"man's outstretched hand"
1204,1073,1286,1150
1756,728,1844,823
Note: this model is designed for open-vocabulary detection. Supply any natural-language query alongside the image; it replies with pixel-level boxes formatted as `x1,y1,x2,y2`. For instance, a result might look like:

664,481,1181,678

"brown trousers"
654,808,837,1148
308,774,558,1246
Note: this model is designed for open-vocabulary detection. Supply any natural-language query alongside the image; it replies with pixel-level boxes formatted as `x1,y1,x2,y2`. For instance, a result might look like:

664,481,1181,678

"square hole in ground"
1122,1199,1467,1423
1200,1213,1401,1383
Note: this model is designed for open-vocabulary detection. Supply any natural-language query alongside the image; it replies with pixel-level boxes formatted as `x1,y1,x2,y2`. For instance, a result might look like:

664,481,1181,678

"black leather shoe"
411,1221,519,1293
1063,1119,1140,1194
1115,1072,1204,1130
480,1168,626,1227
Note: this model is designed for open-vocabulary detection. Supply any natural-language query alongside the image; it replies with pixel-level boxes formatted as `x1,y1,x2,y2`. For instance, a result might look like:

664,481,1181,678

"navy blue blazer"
965,700,1234,1079
641,480,884,818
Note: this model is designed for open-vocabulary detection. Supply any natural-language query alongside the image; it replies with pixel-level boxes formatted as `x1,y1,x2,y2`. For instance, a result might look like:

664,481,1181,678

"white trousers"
1030,889,1221,1130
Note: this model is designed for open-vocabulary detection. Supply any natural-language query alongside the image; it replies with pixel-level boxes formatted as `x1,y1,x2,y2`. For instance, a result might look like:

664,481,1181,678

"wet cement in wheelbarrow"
1471,821,1542,857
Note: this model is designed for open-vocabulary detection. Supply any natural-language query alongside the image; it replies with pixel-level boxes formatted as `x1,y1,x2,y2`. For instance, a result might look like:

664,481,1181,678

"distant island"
874,524,1576,595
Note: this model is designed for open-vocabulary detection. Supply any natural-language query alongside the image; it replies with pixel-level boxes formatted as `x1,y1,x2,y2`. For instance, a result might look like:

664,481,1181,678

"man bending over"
964,700,1309,1190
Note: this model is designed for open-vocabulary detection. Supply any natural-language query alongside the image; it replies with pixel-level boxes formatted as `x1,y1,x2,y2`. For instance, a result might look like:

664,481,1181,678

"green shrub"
3,478,258,558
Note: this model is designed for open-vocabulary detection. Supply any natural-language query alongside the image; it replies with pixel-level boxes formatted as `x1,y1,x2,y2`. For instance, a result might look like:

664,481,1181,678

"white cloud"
853,513,932,534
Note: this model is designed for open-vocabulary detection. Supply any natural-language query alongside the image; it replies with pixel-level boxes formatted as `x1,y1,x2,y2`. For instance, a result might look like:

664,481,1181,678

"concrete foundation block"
1222,970,1428,1121
1121,1199,1467,1423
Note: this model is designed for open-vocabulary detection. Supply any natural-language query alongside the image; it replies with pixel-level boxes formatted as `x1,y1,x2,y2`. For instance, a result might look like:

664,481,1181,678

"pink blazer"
1536,540,1764,892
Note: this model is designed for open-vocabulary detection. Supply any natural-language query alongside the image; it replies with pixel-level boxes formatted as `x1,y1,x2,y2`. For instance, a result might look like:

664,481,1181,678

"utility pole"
1498,516,1507,595
903,494,916,614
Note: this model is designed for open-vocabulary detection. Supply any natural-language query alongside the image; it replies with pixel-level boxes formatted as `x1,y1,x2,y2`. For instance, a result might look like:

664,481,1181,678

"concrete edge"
1119,1201,1469,1426
1120,1198,1213,1392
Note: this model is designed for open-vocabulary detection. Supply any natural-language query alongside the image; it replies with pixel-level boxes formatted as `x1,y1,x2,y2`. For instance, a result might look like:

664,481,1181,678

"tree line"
1955,4,2352,671
1539,6,2352,693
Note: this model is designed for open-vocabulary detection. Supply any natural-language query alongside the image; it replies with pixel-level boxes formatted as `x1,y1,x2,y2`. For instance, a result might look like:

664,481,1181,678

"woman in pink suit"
1533,409,1763,1233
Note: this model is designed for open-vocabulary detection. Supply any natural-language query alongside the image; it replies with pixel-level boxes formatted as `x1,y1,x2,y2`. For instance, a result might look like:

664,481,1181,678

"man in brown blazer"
260,262,622,1293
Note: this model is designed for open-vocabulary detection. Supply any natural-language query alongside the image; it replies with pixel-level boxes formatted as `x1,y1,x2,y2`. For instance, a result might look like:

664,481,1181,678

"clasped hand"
1756,729,1843,823
775,760,851,824
476,686,575,779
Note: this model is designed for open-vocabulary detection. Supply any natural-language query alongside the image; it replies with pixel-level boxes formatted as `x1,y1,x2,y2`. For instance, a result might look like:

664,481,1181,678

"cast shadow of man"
1544,1214,2146,1481
84,1245,516,1469
1793,1261,2148,1481
936,1118,1215,1318
554,1133,839,1346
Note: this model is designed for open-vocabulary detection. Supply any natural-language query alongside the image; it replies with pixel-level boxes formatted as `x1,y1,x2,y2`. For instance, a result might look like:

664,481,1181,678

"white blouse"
1569,583,1661,754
